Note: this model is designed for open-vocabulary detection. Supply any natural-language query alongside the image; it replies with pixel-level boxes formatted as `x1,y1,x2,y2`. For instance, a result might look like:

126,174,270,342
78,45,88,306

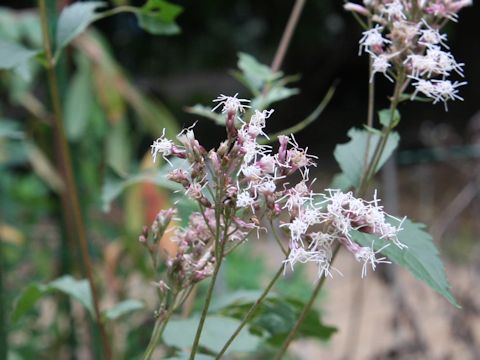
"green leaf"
12,283,47,323
378,108,401,128
185,104,225,126
136,0,183,35
166,353,214,360
103,299,144,320
329,172,353,191
0,39,38,70
216,294,337,344
0,119,24,140
352,219,459,307
64,54,93,141
101,158,187,211
333,128,399,187
163,315,261,354
49,276,95,317
12,275,94,322
55,1,106,52
237,52,281,90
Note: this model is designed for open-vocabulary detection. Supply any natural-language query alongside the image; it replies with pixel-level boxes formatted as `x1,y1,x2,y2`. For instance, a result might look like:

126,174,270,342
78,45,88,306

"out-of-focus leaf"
11,283,46,323
103,299,144,320
251,86,299,110
13,276,94,322
352,219,460,307
185,105,225,125
211,290,266,312
219,295,337,344
237,52,281,90
329,172,353,191
136,0,183,35
166,353,214,360
163,315,261,354
333,128,399,188
24,141,64,193
64,53,93,140
55,1,106,52
0,39,38,70
49,276,94,317
101,158,187,211
75,31,179,135
0,119,24,140
106,119,131,174
378,108,401,128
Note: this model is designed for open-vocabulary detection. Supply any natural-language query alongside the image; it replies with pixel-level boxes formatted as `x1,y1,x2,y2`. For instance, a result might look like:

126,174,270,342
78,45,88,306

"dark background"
4,0,480,157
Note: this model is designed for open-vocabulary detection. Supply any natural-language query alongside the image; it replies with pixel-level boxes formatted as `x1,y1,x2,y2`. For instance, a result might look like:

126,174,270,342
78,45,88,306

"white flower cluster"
350,0,470,110
151,94,405,279
281,188,405,278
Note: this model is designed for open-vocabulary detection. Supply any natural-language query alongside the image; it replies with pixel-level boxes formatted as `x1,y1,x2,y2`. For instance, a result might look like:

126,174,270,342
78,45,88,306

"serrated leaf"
352,219,459,307
0,39,38,70
216,293,337,344
333,128,399,187
378,108,401,128
136,0,183,35
103,299,144,320
163,315,261,354
12,275,94,322
56,1,106,52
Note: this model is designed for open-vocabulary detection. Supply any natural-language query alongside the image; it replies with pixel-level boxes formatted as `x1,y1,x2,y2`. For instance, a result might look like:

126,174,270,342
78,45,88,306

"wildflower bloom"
371,54,393,82
148,94,407,285
358,25,390,55
151,129,175,164
212,93,251,114
353,0,470,110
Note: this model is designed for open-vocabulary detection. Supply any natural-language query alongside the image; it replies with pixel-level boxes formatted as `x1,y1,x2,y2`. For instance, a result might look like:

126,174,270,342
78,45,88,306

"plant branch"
38,1,111,358
270,0,306,73
274,244,340,359
259,82,337,145
189,217,228,360
215,257,288,359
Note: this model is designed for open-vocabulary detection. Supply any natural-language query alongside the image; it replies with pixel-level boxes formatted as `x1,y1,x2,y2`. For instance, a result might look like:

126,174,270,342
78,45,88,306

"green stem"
260,83,337,145
357,71,404,197
143,305,176,360
215,258,288,359
270,0,306,73
270,220,288,255
38,1,111,359
274,245,340,360
190,216,230,360
189,239,226,360
0,230,6,360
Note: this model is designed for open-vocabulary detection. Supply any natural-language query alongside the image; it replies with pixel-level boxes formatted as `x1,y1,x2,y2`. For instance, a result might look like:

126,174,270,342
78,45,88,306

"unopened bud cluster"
148,94,406,283
346,0,471,110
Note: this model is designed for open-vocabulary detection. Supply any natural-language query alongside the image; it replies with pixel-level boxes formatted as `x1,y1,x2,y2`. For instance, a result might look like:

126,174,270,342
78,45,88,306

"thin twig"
274,244,340,359
38,1,111,358
270,0,306,73
259,82,337,145
270,220,288,256
215,258,289,359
